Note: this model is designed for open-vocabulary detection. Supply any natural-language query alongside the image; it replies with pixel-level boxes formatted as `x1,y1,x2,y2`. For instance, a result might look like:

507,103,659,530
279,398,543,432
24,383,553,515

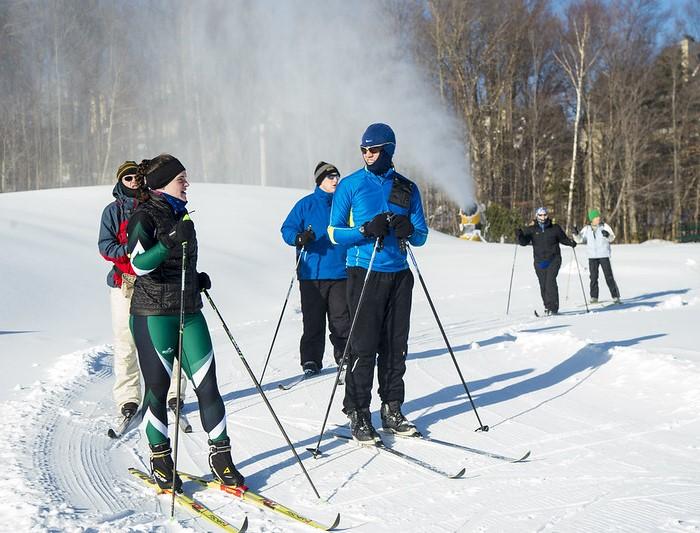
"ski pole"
565,253,572,301
306,238,381,458
170,241,187,519
259,246,307,384
572,247,589,313
566,226,579,302
406,244,489,432
506,242,518,315
203,289,321,499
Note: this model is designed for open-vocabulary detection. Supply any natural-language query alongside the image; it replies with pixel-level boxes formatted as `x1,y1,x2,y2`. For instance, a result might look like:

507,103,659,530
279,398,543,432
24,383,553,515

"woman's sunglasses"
122,175,135,182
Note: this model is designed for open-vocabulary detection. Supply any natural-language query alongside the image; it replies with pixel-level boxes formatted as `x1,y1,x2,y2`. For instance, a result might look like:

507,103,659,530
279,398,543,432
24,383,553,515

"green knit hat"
588,209,601,222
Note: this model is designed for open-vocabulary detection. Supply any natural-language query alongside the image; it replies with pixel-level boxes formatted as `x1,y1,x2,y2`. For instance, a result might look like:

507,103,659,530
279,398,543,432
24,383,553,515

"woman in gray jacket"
576,209,620,304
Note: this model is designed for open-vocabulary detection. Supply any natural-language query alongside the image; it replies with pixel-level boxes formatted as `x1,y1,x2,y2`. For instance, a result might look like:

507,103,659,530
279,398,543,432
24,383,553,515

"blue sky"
552,0,694,42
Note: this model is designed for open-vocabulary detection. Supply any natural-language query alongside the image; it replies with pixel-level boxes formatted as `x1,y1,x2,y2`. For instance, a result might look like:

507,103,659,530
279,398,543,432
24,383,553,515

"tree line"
1,0,698,242
398,0,699,242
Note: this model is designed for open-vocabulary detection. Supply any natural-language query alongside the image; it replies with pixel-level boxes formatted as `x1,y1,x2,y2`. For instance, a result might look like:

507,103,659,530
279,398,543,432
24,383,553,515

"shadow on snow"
195,318,668,484
406,333,665,432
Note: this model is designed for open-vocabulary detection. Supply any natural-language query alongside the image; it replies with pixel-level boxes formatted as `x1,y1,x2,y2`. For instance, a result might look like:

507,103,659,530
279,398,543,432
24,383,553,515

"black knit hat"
146,158,186,190
116,160,138,181
314,161,340,186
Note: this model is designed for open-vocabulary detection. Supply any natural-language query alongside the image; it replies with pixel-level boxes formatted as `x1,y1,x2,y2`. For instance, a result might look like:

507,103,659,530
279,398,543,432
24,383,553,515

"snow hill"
1,184,699,532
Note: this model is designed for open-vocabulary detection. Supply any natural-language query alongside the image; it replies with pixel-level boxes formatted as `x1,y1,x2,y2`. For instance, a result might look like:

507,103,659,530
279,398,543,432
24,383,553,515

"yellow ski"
179,470,340,530
128,467,248,532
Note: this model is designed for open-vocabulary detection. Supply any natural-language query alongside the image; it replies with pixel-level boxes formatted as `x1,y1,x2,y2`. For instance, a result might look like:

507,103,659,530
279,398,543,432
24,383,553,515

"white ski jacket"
576,223,615,258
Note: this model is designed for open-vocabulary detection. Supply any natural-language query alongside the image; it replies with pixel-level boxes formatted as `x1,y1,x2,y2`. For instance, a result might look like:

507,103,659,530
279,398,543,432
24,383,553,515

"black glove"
515,228,524,240
571,240,577,248
361,213,390,238
197,272,211,291
601,229,610,238
389,214,414,239
295,228,316,247
161,217,195,249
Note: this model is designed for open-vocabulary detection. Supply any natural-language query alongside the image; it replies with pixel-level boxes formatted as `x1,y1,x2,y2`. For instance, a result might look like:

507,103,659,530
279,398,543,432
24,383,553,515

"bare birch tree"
554,0,606,232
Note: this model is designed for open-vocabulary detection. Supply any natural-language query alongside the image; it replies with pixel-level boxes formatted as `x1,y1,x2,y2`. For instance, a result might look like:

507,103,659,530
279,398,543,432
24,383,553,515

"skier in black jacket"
127,154,244,491
516,207,576,315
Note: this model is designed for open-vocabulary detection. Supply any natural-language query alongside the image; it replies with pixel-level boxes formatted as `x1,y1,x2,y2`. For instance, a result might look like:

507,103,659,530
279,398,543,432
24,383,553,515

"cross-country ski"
332,432,466,479
129,468,248,532
277,373,308,391
107,411,141,439
378,430,531,463
179,471,341,530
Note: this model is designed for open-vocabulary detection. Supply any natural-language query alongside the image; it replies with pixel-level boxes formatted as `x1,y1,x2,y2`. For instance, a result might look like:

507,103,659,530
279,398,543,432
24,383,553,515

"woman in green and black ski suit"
127,154,244,491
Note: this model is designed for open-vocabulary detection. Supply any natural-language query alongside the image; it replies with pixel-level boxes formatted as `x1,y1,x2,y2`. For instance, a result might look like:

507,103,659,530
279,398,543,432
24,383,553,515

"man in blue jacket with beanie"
328,123,428,445
281,161,350,376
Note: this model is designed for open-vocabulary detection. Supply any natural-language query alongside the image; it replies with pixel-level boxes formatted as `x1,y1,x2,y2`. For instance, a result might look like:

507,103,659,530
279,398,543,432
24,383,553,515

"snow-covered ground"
1,184,699,532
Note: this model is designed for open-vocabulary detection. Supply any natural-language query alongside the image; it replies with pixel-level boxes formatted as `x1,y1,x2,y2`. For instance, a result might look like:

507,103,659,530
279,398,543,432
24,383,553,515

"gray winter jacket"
576,223,615,258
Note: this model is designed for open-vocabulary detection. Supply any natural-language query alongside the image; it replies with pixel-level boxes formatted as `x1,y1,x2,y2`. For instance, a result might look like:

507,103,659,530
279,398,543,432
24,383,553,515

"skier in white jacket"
575,209,621,303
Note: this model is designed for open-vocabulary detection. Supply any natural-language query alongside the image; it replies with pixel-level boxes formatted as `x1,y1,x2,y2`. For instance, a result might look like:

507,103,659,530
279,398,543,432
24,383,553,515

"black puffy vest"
129,195,203,316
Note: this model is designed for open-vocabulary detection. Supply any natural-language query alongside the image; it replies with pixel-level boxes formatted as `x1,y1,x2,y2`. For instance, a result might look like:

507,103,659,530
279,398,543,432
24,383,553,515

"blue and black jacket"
281,187,348,280
328,167,428,272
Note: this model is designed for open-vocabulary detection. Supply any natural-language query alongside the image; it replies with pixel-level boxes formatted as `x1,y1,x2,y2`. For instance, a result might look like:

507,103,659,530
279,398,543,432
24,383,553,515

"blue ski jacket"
281,187,348,280
98,182,138,288
328,167,428,272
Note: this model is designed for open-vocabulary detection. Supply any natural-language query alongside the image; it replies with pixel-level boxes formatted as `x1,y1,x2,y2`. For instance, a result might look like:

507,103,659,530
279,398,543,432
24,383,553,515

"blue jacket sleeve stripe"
328,181,365,246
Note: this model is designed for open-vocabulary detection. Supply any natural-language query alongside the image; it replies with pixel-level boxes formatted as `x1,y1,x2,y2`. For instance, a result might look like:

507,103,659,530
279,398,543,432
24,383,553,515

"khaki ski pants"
110,287,185,413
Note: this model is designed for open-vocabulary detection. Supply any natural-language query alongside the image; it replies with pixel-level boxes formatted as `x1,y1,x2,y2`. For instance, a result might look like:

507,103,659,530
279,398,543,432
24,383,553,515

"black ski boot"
121,401,138,418
149,440,182,492
209,437,245,486
381,401,420,437
302,361,321,376
348,409,381,446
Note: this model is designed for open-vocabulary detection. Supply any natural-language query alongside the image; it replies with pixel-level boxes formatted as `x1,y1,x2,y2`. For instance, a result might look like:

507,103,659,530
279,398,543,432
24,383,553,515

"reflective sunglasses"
360,146,383,155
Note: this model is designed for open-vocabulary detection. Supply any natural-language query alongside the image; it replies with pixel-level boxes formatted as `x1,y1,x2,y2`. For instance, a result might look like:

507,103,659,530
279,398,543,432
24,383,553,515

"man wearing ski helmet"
280,161,350,376
516,207,577,315
328,123,428,445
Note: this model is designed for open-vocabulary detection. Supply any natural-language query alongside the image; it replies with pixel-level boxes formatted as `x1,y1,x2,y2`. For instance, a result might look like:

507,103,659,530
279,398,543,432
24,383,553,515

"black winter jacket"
126,193,203,316
518,219,576,264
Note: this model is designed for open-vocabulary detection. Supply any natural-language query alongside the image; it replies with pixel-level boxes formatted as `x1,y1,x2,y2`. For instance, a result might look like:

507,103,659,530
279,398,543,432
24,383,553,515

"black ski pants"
299,279,350,368
589,257,619,299
343,267,413,413
534,255,562,313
